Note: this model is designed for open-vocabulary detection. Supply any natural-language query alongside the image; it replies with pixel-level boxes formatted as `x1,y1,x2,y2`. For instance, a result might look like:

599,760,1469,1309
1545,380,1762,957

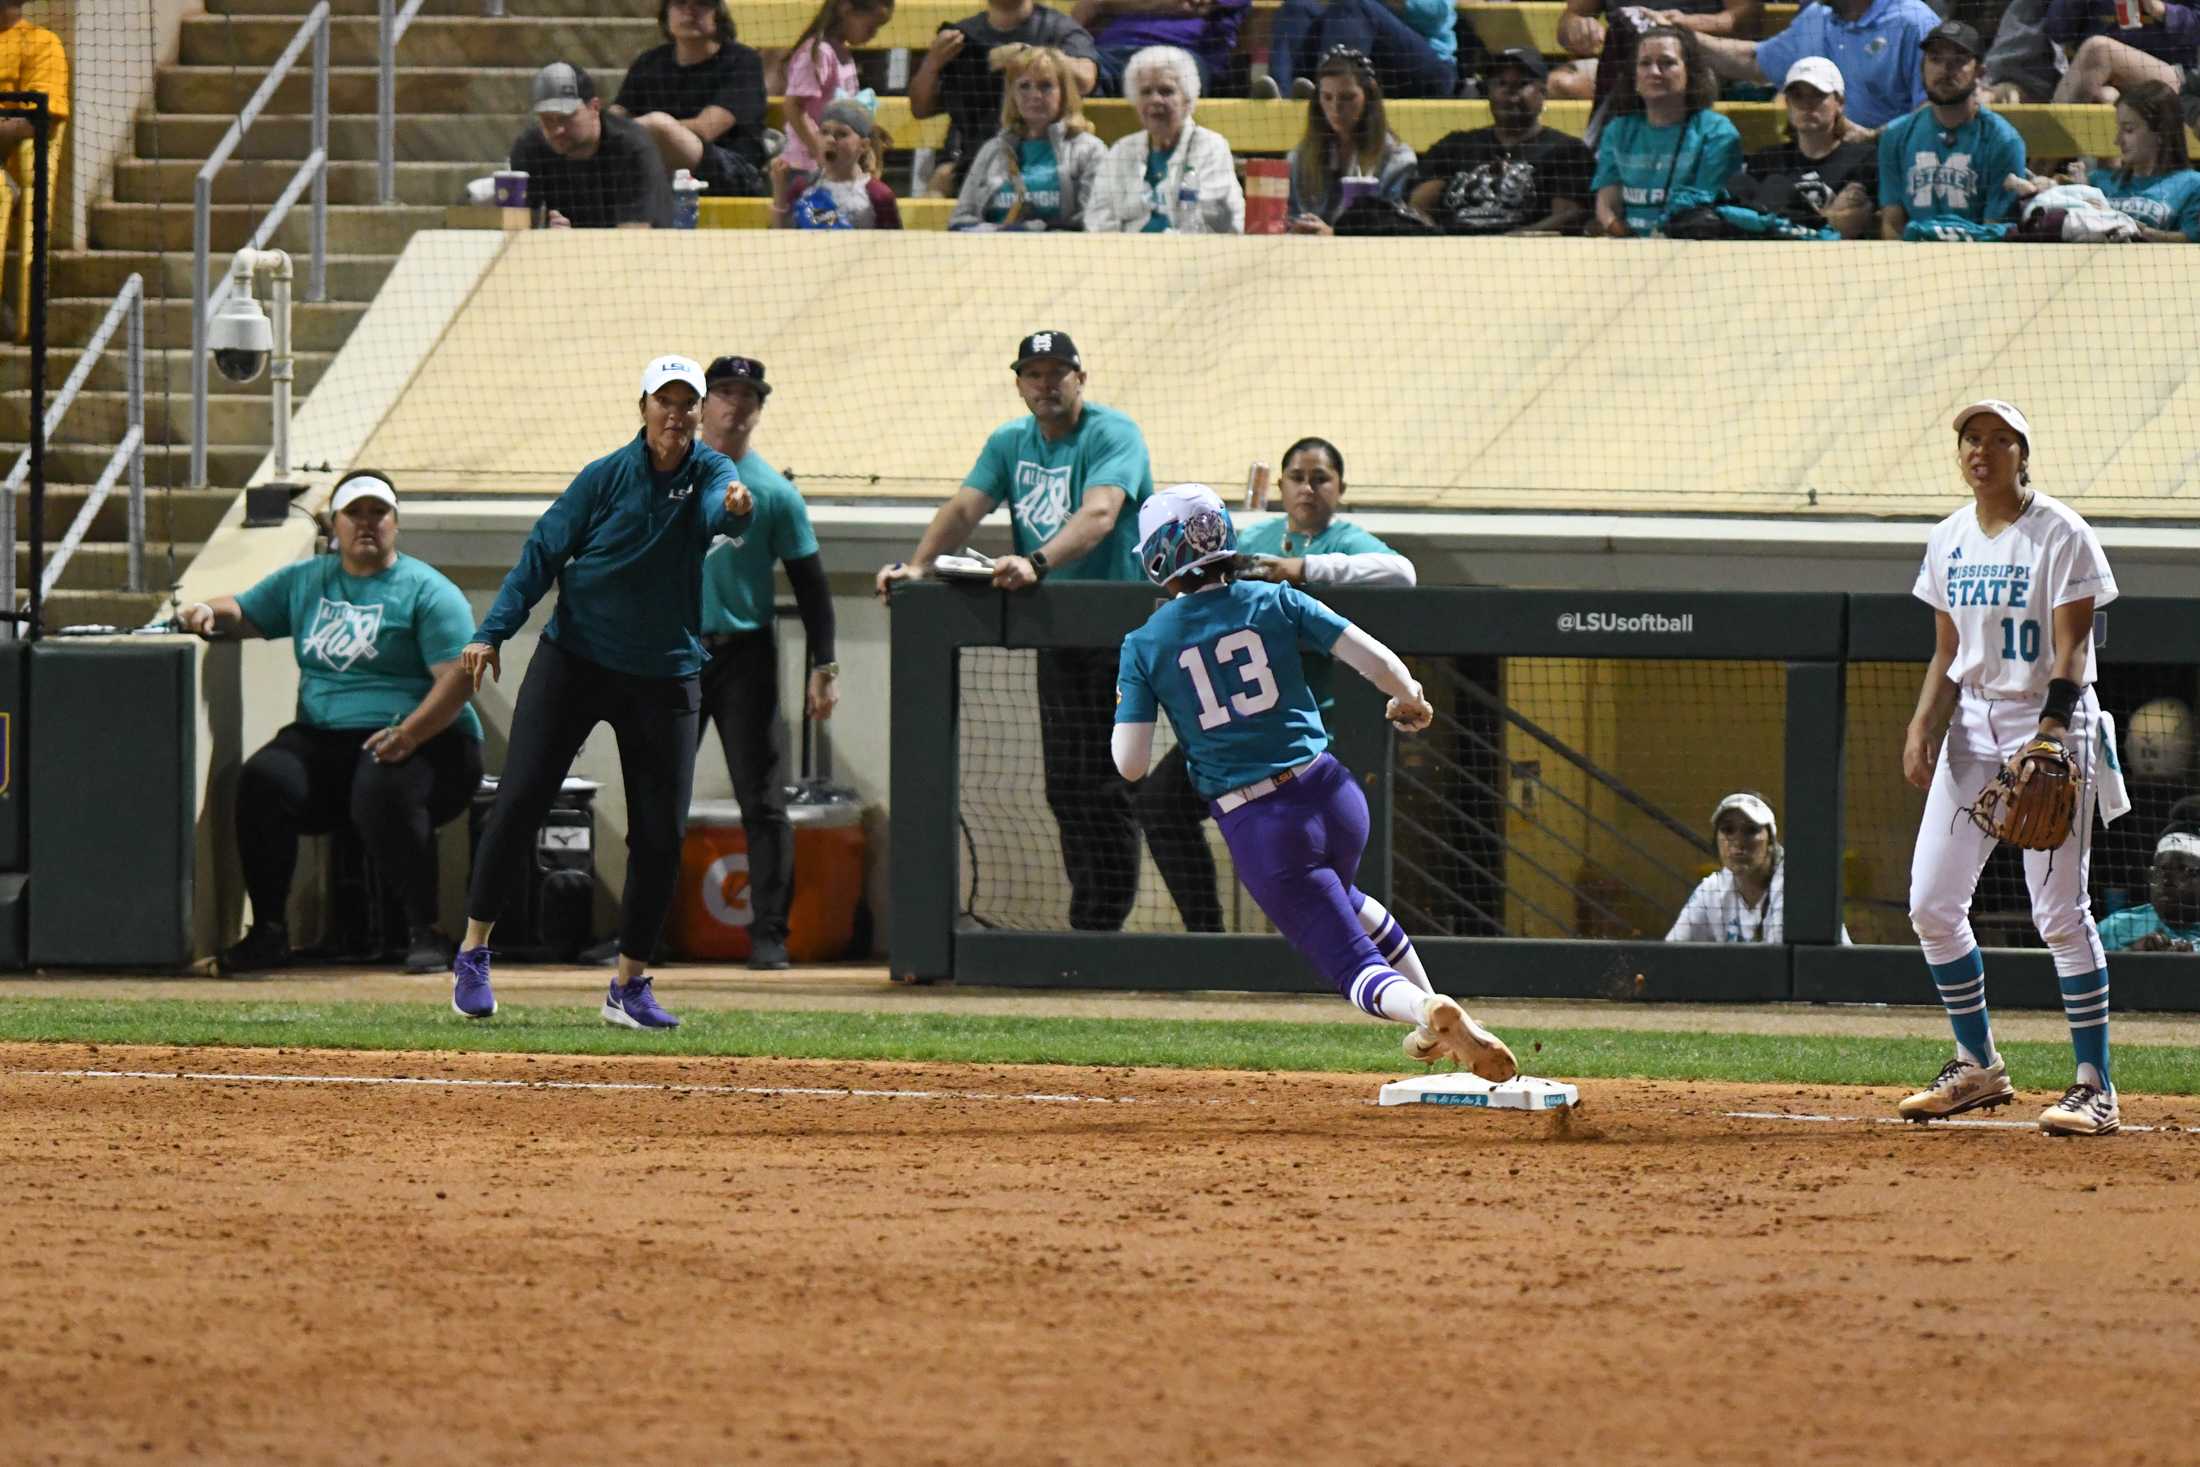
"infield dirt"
4,1043,2195,1466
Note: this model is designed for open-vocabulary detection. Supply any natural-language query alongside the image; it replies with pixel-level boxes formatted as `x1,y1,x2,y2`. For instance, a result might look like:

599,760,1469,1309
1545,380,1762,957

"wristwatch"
1029,550,1051,580
813,661,840,679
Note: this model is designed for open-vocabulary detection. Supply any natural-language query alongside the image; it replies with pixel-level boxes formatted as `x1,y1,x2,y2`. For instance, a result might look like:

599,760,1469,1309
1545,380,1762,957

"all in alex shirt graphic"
235,553,484,739
964,401,1155,583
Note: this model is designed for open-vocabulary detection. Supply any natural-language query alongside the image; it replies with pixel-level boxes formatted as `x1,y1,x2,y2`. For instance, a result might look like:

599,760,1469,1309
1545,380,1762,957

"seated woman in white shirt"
1666,791,1851,943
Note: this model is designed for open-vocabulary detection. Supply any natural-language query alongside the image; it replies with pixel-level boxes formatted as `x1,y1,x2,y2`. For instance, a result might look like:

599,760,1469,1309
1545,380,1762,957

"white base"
1378,1072,1580,1110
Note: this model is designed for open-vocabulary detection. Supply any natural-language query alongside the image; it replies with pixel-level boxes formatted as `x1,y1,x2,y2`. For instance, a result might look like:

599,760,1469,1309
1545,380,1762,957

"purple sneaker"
451,945,496,1018
602,976,680,1030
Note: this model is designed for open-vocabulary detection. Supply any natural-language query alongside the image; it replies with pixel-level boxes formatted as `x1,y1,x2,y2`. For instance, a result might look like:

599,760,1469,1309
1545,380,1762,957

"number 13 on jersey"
1179,630,1280,729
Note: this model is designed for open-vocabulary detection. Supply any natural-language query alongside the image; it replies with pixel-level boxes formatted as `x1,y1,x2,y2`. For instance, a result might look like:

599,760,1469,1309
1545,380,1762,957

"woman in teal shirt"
1592,26,1742,236
2089,80,2200,241
182,471,484,978
949,44,1108,230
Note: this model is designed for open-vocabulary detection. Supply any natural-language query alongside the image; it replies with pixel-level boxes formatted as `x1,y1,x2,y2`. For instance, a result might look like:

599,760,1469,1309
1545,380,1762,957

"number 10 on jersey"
1180,631,1280,729
2000,617,2040,663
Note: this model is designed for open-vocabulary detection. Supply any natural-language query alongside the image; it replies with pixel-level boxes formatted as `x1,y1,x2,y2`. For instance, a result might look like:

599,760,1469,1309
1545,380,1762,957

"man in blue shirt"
1875,22,2027,239
876,330,1167,932
455,354,753,1030
183,471,484,977
1696,0,1942,129
695,354,837,971
1114,484,1517,1077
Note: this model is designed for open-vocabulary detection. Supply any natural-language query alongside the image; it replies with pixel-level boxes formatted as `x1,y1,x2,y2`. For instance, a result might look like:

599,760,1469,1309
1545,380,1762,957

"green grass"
3,997,2196,1095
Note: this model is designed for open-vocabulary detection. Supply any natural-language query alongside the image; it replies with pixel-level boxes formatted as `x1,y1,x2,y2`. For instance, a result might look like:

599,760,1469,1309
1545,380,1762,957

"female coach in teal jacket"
452,354,753,1031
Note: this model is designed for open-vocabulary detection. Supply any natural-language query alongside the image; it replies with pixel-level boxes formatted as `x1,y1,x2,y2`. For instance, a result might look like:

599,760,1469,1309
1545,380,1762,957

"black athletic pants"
237,721,483,931
467,636,700,960
1131,746,1225,932
698,629,793,944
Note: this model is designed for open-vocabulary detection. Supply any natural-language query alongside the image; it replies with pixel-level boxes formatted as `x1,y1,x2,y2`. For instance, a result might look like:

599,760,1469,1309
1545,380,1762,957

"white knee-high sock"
1356,895,1430,992
1348,965,1429,1025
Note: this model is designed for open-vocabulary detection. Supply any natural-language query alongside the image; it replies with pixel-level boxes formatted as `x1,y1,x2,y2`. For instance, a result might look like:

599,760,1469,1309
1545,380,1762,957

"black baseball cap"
1922,20,1984,57
1483,46,1549,82
1012,330,1081,372
705,354,771,398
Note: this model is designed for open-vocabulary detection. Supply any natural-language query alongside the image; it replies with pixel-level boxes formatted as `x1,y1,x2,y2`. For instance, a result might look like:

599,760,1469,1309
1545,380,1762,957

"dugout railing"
889,581,2200,1011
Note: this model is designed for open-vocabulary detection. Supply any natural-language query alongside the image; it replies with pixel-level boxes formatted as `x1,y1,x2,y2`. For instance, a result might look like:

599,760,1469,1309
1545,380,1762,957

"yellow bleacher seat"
700,195,955,229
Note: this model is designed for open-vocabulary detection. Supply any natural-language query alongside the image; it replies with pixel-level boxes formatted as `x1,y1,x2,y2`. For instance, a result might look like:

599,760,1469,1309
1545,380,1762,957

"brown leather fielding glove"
1969,736,2081,851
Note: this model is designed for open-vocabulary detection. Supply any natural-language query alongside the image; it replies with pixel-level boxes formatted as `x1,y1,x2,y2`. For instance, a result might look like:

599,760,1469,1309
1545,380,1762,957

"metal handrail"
191,0,330,488
377,0,431,204
1,274,147,606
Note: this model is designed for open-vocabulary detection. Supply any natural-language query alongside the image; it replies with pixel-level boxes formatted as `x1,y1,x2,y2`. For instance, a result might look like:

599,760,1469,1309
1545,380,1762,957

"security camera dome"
208,294,272,384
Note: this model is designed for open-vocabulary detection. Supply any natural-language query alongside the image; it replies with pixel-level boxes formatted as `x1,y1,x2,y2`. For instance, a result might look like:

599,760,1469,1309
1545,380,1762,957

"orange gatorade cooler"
675,800,753,960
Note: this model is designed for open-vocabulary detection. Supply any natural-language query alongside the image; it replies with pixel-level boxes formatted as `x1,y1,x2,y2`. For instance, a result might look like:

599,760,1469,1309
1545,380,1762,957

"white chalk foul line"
1726,1109,2194,1135
26,1068,1134,1105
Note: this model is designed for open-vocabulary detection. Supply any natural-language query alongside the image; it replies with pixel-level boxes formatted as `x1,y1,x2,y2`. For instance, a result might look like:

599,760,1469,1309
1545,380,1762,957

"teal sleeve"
1593,124,1623,192
966,427,1013,505
1396,0,1452,41
476,465,600,645
772,490,819,562
233,560,303,637
1279,584,1350,653
1115,635,1156,723
2179,176,2200,241
1877,123,1905,209
1982,122,2026,223
416,572,476,666
1687,114,1742,196
1081,414,1149,500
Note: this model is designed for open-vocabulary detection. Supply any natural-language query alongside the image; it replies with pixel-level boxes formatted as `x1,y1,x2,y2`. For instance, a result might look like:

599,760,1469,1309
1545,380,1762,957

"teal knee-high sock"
1928,950,1995,1066
2060,966,2111,1092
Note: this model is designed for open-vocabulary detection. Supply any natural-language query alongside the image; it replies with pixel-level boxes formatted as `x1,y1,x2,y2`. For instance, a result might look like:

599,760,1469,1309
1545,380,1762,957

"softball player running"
1112,484,1517,1078
1899,400,2121,1136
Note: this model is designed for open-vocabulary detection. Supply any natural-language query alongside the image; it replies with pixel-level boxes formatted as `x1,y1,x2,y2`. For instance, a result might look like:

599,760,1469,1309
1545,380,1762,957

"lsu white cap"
640,353,706,397
1781,56,1845,96
1952,399,2032,446
330,471,397,513
1137,482,1228,548
1712,791,1778,837
2157,831,2200,861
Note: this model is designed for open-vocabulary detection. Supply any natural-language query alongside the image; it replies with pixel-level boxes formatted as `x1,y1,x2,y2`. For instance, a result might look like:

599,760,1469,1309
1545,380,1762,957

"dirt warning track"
4,1044,2194,1466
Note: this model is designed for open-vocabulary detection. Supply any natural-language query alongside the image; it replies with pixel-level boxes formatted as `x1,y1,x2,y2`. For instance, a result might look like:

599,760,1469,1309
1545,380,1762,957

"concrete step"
180,14,653,68
52,249,394,302
17,541,205,593
90,200,445,256
156,62,633,118
13,441,269,489
13,485,237,544
146,112,534,163
0,345,335,397
48,295,365,354
31,589,178,633
2,389,278,445
117,154,487,208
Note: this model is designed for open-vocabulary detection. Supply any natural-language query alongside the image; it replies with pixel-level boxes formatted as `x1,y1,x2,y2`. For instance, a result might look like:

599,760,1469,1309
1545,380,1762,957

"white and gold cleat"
1420,994,1518,1082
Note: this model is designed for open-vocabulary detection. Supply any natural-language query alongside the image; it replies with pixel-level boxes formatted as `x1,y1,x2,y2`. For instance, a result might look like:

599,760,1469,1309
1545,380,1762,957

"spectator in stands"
611,0,769,199
1877,22,2027,239
1986,0,2063,102
778,0,898,196
1264,0,1461,100
1129,436,1417,934
1086,45,1245,231
1285,47,1418,230
2088,79,2200,238
911,0,1101,196
1073,0,1249,96
182,472,485,977
1696,0,1942,129
2050,0,2200,103
1666,792,1853,943
514,62,675,228
774,98,905,226
875,331,1158,933
694,356,839,971
1732,57,1879,239
0,0,67,340
951,44,1109,229
1592,26,1742,236
2099,828,2200,950
1548,0,1761,117
1407,47,1597,233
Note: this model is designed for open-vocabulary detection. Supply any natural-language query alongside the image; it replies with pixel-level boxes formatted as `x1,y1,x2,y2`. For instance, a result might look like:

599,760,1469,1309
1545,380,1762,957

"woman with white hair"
1085,45,1244,233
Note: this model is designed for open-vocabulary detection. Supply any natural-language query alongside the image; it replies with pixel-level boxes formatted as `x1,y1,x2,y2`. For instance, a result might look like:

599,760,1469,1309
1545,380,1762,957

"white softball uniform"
1908,492,2118,977
1666,864,1855,944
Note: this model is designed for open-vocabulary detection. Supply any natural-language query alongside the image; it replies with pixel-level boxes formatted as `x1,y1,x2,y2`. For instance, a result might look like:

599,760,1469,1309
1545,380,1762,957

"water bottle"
671,169,706,229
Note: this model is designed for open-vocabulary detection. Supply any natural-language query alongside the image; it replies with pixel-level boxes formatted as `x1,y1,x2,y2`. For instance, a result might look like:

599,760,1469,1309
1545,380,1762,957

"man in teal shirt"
1876,22,2027,239
181,471,484,977
696,354,838,971
2099,831,2200,952
875,330,1160,930
1136,435,1418,931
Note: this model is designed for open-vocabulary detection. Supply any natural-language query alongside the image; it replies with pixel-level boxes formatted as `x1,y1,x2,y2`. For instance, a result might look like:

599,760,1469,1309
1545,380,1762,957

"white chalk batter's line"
1726,1109,2194,1135
25,1068,1137,1105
